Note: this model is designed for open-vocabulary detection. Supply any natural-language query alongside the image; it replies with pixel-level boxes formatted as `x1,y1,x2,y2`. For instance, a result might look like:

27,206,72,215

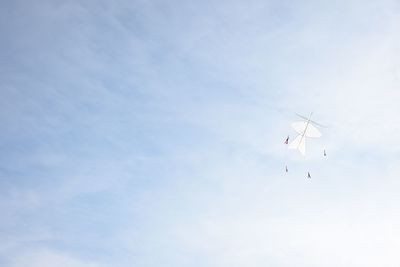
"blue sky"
1,0,400,266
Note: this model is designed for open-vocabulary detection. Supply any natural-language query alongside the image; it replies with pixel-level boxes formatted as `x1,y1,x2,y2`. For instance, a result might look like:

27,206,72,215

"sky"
1,0,400,266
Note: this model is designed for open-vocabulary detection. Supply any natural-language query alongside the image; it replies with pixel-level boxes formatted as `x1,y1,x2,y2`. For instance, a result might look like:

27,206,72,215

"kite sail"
288,112,322,156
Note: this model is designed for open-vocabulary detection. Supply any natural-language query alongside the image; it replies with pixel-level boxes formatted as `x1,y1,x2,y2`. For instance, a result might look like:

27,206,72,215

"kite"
283,112,326,179
288,112,322,156
284,136,289,145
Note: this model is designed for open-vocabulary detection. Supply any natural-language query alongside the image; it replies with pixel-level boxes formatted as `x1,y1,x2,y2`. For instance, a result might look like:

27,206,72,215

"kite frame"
296,113,312,151
296,113,326,128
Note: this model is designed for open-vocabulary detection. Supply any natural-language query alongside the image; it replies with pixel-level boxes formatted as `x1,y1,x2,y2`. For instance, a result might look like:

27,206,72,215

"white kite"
288,112,323,156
